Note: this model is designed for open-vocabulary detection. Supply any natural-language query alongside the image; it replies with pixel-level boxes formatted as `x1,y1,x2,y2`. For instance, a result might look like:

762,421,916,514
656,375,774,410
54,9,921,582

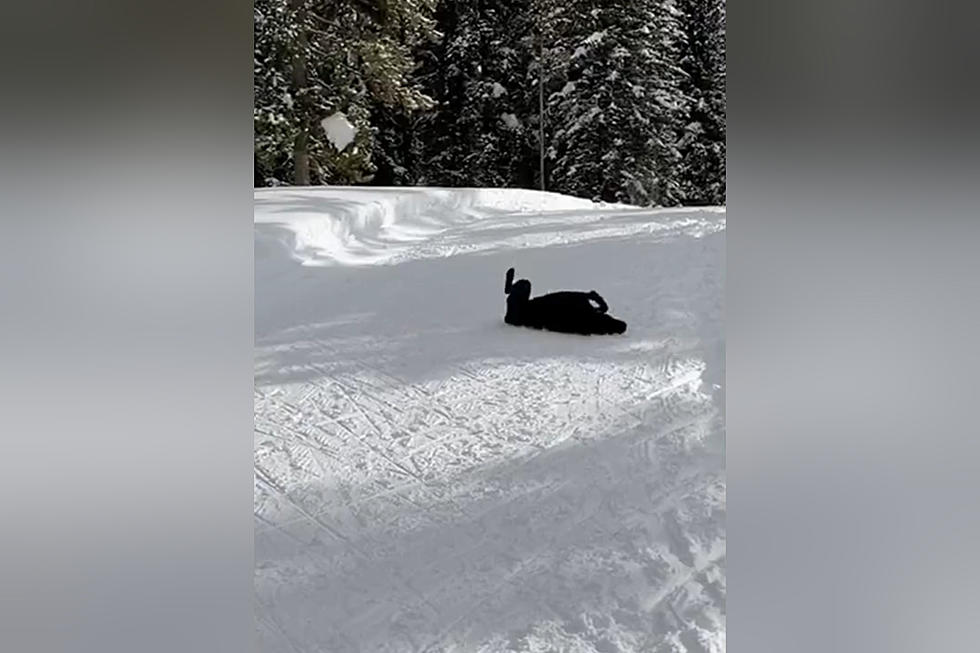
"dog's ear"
505,267,515,294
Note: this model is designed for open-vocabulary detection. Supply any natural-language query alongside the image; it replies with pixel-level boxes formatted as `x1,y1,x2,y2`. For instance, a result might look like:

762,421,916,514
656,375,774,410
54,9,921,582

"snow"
500,112,521,130
571,30,607,61
321,111,356,152
255,186,725,652
585,30,607,45
567,106,602,136
491,82,507,98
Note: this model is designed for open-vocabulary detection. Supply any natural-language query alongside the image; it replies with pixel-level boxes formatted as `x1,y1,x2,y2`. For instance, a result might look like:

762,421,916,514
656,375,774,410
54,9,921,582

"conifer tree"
546,0,688,206
254,0,437,186
676,0,726,204
254,0,726,207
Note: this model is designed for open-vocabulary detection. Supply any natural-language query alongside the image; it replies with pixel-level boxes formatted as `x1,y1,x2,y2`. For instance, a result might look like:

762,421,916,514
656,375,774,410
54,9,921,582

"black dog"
503,267,627,335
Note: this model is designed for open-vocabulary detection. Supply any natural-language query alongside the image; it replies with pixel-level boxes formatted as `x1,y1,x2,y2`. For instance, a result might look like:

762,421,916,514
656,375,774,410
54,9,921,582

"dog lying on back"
503,267,627,335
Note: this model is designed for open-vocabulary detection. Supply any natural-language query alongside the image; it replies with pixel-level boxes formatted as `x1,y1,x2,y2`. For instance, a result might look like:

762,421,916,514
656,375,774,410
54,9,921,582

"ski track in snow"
255,187,725,653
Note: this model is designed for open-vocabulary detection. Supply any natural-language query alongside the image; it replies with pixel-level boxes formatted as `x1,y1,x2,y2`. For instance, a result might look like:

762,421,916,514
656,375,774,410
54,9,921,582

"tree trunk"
293,130,310,185
290,0,310,185
537,9,546,191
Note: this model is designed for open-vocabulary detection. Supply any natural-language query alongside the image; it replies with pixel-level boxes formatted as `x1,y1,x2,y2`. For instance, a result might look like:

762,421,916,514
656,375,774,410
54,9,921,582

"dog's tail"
505,267,515,295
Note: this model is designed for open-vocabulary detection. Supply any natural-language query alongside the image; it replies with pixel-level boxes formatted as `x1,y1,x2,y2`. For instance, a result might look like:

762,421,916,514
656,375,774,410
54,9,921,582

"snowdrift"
255,185,722,268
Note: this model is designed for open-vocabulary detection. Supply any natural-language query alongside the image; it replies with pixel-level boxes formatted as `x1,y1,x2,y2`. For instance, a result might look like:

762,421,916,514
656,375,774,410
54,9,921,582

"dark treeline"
255,0,725,206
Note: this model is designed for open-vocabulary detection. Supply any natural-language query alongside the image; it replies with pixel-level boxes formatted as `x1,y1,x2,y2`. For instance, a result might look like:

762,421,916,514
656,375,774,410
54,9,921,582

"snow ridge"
255,186,722,269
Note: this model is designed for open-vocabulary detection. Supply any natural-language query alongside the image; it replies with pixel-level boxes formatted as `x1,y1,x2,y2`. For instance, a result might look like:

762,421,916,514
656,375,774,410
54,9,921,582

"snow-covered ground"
255,187,726,652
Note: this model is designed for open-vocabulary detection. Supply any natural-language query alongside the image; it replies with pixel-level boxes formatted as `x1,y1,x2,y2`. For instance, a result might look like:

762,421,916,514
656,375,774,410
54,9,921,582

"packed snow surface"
255,186,725,652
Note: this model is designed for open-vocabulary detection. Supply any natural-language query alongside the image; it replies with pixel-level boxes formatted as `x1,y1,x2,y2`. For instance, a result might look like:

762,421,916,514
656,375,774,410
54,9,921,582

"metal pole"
538,13,546,191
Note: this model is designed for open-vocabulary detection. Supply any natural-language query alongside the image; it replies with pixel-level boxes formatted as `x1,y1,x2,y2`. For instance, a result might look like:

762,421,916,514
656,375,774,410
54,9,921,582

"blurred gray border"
729,1,980,651
0,1,255,652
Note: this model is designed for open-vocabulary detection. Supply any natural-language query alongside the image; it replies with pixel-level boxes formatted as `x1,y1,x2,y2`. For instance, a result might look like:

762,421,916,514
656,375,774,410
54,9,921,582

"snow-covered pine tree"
479,0,541,189
254,0,437,186
409,0,484,186
254,0,302,185
530,0,576,191
676,0,726,205
546,0,688,206
405,0,538,189
254,0,723,204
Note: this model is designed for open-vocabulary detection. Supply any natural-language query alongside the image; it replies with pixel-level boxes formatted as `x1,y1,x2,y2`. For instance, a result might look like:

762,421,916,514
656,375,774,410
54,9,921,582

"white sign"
322,112,356,152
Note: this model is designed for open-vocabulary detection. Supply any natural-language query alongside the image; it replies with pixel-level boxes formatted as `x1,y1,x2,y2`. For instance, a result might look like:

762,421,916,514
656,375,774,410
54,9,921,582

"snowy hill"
255,187,726,652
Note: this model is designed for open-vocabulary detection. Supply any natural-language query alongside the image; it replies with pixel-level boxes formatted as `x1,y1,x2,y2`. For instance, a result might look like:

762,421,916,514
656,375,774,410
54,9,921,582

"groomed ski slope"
255,187,726,653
